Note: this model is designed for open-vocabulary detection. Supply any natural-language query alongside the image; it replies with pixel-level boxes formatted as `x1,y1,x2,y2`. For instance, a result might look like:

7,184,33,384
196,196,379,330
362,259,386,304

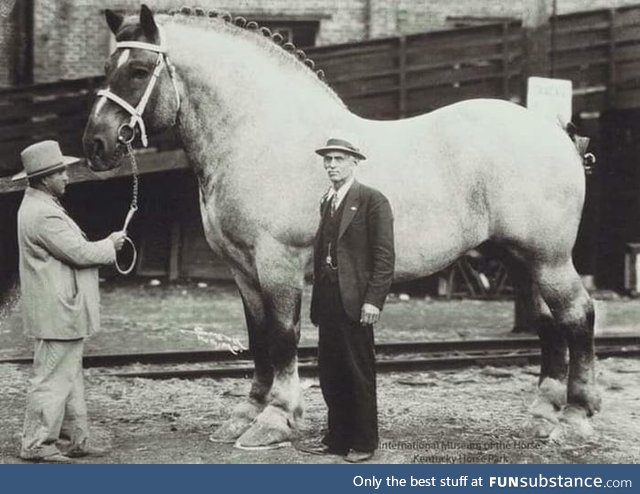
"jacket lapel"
338,181,361,240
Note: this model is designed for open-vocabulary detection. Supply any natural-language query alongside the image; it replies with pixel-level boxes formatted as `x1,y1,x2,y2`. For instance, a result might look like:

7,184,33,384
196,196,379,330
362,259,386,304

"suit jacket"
17,187,116,339
310,180,395,324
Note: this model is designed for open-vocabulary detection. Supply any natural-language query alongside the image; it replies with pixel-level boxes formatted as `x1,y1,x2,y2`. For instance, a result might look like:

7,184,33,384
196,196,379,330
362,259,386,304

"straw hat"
12,140,80,181
315,137,366,161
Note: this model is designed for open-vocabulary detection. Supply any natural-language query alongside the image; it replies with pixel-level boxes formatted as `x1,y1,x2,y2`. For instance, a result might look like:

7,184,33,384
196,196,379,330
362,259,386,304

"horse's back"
353,99,585,278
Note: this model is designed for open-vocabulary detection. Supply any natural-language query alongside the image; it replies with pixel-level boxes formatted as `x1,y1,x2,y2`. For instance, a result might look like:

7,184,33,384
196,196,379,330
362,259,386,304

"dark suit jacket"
310,180,395,324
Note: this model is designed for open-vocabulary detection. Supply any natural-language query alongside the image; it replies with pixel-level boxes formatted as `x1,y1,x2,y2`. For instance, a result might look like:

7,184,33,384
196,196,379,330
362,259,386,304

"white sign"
526,76,573,127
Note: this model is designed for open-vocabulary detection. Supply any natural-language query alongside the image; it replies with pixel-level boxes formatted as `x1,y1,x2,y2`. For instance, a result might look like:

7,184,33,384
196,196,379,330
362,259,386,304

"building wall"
0,0,18,86
20,0,640,84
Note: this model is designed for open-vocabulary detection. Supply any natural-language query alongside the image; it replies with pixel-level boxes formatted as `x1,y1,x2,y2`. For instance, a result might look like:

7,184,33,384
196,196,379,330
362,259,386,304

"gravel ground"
1,280,639,464
1,357,638,464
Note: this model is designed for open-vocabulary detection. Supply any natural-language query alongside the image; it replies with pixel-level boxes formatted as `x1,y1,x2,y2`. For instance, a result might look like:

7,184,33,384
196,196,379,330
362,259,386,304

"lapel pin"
350,206,357,211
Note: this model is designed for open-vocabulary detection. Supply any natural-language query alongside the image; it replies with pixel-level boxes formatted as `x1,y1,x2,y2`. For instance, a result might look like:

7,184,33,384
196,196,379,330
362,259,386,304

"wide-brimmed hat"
315,138,366,161
12,140,80,181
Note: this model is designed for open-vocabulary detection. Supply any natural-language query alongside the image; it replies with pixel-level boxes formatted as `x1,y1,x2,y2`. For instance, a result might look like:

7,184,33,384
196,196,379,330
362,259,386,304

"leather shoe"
344,449,374,463
66,445,108,458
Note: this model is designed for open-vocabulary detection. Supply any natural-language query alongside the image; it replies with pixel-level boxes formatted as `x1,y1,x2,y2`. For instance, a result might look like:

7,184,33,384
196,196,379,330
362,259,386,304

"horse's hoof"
209,400,264,442
538,378,567,409
234,405,296,450
209,416,254,443
530,416,559,440
561,405,595,439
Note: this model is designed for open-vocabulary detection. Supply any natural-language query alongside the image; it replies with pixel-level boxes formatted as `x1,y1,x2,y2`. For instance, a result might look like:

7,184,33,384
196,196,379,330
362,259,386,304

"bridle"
96,29,180,274
97,28,180,147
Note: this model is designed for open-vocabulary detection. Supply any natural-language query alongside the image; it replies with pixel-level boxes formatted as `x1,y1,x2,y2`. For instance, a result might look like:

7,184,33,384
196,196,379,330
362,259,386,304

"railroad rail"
3,335,638,379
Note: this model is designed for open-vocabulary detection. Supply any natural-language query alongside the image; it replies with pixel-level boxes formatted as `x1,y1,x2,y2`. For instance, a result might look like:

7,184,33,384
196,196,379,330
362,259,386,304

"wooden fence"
306,21,523,119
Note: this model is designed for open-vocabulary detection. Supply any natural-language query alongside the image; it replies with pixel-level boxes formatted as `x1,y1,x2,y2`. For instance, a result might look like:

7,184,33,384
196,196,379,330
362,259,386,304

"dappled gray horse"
83,5,599,449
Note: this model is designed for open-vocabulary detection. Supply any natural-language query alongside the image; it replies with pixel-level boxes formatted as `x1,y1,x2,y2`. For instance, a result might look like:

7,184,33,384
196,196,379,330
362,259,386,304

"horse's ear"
105,9,124,35
140,4,159,39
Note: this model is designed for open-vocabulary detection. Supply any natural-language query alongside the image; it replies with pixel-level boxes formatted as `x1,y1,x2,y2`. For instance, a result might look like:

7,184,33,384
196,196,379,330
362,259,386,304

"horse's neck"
166,21,347,198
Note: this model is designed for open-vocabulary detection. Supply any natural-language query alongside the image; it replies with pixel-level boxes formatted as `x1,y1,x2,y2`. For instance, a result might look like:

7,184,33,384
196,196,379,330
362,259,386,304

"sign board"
526,77,573,127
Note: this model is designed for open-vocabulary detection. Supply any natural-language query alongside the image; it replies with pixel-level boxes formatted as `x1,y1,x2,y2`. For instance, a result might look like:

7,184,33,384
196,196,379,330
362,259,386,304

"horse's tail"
565,122,596,176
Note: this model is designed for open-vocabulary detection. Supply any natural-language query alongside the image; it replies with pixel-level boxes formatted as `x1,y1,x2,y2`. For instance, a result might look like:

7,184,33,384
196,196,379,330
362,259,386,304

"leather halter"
97,30,180,147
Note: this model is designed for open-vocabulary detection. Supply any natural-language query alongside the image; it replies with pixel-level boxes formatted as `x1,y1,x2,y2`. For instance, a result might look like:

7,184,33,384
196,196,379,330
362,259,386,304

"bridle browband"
97,29,180,147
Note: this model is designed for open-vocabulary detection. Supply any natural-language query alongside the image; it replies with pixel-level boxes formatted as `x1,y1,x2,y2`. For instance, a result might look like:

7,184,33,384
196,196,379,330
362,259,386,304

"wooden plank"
552,31,610,53
554,9,610,31
406,51,521,74
307,40,397,61
553,64,609,88
407,79,505,114
614,7,640,28
406,42,504,66
0,77,103,97
554,21,610,35
0,149,189,195
0,96,90,122
614,43,640,62
616,59,640,85
553,51,609,70
613,86,640,108
331,75,399,99
0,115,88,141
406,64,515,89
346,94,398,120
406,24,508,51
614,24,640,44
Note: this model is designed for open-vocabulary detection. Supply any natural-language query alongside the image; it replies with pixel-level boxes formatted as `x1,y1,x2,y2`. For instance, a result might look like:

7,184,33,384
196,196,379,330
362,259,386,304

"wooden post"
398,36,407,118
12,0,33,85
608,9,617,107
521,0,551,103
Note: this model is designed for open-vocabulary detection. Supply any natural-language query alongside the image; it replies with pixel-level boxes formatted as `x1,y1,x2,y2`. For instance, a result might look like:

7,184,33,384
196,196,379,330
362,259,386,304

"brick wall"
0,0,17,86
17,0,640,84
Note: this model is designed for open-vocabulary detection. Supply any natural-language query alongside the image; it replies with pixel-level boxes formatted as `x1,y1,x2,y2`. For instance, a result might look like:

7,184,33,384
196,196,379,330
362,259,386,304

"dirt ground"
1,280,639,464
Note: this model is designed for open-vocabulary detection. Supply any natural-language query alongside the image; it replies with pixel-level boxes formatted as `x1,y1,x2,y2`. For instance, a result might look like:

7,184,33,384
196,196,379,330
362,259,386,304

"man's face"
42,168,69,198
323,151,357,188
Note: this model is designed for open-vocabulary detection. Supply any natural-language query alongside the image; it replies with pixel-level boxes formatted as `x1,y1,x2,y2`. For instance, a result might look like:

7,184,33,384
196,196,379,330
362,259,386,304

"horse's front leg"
234,242,306,449
209,269,273,443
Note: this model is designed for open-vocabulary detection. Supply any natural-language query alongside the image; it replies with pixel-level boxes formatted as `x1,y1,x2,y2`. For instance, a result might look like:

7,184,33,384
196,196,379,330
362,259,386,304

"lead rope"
114,139,139,275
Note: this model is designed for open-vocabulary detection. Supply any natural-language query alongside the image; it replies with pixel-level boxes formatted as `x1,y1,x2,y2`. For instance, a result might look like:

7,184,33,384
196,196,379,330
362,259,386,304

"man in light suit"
308,137,395,463
13,140,126,462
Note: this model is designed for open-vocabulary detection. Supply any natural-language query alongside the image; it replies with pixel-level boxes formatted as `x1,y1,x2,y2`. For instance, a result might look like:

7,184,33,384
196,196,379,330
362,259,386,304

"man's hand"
108,231,127,251
360,303,380,326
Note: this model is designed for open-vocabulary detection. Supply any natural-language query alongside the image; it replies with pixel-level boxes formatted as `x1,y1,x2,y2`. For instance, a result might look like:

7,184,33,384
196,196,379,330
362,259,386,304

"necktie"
330,194,337,217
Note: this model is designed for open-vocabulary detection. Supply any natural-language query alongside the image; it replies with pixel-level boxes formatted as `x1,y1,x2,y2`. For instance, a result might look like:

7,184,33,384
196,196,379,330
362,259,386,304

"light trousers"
20,338,89,458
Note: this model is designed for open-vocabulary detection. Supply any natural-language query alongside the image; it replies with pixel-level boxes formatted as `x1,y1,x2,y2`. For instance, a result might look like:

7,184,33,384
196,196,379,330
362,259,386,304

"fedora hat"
315,138,366,161
12,140,80,181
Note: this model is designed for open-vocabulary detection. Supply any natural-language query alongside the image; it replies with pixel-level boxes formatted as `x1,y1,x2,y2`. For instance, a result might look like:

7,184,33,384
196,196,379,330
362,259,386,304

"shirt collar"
328,176,355,205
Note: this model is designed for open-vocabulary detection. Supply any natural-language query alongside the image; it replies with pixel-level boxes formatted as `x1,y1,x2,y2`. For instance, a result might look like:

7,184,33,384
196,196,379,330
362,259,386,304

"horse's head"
83,5,180,171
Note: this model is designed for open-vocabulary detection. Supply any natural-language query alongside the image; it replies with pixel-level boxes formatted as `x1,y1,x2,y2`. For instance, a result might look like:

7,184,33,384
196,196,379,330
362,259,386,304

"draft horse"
83,5,600,449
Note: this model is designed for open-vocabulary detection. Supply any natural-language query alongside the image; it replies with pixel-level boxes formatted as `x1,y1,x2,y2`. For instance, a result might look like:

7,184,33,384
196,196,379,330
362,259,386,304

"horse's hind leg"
209,270,273,443
507,258,567,438
532,259,600,437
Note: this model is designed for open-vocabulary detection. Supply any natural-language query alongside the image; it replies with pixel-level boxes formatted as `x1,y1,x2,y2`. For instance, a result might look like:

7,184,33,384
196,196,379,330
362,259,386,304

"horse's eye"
131,67,149,79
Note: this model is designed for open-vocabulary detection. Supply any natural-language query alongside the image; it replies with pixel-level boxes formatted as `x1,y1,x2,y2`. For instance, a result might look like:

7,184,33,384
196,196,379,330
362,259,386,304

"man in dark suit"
307,137,395,463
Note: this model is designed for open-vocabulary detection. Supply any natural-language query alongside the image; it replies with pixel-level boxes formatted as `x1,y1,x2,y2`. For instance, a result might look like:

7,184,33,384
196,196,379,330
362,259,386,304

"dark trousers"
316,277,378,453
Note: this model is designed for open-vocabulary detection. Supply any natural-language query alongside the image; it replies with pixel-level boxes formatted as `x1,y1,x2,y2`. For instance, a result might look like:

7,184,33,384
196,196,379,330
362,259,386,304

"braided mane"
158,6,340,101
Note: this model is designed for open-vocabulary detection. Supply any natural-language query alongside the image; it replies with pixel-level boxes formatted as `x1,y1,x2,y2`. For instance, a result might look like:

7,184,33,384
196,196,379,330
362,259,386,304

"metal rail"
99,342,640,379
2,335,639,371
